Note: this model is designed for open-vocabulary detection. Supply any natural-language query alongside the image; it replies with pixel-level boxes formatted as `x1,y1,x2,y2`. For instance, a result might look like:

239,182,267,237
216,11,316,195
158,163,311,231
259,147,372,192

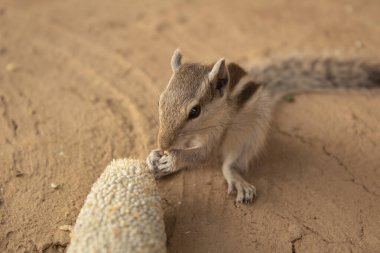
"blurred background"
1,0,379,252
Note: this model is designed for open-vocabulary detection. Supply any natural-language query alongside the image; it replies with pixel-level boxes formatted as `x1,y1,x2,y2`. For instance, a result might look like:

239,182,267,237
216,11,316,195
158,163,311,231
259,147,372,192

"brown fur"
249,57,380,96
147,50,380,204
227,62,247,91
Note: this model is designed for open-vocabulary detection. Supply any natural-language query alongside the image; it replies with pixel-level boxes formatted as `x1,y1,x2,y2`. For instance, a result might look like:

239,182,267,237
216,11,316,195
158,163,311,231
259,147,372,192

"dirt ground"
1,0,380,252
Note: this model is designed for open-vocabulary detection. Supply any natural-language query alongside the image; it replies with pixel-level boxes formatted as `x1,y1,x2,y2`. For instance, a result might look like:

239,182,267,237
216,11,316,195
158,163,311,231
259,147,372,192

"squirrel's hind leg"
222,151,257,204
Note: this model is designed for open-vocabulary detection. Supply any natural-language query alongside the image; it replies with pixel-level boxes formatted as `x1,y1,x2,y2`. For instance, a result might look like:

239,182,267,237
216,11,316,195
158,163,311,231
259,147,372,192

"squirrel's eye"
188,105,201,119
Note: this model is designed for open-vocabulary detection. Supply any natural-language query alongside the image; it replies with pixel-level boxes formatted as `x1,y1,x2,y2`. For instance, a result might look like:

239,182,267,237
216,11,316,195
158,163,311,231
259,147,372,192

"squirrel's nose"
158,133,174,151
158,139,170,151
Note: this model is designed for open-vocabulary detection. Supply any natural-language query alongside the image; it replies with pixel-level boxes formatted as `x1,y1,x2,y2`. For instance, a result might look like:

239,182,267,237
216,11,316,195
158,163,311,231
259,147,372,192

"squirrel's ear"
171,48,182,72
209,58,228,80
209,58,230,95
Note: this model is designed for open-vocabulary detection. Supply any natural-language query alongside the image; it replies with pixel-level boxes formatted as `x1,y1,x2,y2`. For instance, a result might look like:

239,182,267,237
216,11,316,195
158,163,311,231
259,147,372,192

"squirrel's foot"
226,175,257,204
146,149,177,179
228,179,257,204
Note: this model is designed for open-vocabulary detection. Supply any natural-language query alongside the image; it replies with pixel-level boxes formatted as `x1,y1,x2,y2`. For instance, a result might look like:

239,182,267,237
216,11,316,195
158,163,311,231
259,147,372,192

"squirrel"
147,49,380,204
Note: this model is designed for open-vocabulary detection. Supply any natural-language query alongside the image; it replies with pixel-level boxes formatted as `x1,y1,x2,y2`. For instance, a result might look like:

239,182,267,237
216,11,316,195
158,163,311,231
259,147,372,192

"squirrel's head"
158,49,232,151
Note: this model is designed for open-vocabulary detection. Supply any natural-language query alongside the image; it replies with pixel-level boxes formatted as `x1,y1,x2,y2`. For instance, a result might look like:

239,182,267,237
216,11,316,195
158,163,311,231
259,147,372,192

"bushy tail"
248,58,380,96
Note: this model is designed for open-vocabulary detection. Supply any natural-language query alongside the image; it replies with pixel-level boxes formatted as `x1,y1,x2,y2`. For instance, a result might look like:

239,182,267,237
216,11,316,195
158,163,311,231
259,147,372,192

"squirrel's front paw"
146,150,177,179
156,154,177,178
146,149,163,176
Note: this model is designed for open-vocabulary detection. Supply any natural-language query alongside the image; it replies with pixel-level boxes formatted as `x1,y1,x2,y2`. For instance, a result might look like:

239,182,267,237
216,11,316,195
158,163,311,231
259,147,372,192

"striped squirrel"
147,49,380,204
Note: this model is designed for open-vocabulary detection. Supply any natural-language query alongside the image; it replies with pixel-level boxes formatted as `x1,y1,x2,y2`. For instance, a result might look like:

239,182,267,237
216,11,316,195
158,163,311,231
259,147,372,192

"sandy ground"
1,0,380,252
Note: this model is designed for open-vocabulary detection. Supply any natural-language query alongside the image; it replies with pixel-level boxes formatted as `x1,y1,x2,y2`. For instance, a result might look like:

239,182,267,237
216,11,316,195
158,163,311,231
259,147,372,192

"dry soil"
1,0,380,252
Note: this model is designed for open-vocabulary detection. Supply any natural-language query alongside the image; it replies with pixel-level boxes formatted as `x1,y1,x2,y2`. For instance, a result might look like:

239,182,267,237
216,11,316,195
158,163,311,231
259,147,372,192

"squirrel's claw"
226,177,257,204
146,150,177,179
146,149,163,176
156,154,175,176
